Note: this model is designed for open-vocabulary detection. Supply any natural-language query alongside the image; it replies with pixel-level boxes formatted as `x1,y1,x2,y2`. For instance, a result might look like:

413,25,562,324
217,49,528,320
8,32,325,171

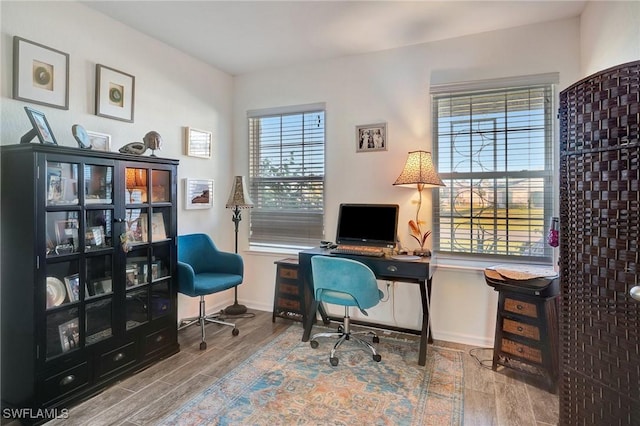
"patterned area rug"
159,325,464,425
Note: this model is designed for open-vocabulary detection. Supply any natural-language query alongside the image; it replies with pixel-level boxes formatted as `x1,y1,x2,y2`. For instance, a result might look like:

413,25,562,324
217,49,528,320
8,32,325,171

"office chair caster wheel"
232,328,239,336
338,325,344,333
373,336,380,343
373,354,381,362
310,340,319,349
330,357,339,366
200,342,207,350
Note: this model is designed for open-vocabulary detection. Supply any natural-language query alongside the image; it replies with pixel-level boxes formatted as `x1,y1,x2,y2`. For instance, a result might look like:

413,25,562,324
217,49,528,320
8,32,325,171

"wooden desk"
299,247,434,366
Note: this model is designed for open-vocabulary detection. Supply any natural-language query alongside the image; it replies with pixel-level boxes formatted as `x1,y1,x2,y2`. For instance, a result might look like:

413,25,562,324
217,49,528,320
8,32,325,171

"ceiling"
83,1,587,76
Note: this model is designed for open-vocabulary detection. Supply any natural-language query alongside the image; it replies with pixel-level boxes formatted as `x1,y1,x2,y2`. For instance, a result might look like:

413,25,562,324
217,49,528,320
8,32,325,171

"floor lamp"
224,176,254,315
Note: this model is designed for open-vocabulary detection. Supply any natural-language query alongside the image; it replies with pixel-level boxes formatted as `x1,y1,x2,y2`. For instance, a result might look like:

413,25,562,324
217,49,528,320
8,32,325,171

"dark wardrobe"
559,60,639,424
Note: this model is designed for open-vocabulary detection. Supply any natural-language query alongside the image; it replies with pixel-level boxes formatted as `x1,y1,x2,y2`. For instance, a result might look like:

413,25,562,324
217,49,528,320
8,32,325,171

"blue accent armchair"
177,233,242,350
309,255,384,366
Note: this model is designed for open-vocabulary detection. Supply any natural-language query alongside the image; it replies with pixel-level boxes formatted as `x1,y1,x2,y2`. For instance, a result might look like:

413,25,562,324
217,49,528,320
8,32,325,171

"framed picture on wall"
184,178,214,209
13,36,69,110
184,127,213,158
356,122,387,152
95,64,135,122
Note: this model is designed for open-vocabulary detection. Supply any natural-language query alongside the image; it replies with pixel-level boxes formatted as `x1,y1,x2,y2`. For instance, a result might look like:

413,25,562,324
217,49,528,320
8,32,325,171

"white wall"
234,18,582,347
580,1,640,77
0,2,236,321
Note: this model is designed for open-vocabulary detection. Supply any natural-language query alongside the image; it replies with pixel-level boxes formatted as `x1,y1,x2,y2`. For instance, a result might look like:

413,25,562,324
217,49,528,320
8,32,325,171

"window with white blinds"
432,82,554,261
248,105,325,248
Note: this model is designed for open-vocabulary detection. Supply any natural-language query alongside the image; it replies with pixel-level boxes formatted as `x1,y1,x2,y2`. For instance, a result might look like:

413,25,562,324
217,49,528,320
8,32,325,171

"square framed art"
95,64,135,122
184,178,214,209
13,36,69,110
356,122,387,152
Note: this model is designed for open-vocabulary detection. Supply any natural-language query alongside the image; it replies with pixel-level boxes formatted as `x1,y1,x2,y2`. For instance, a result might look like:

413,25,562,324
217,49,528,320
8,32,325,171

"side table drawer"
278,282,300,296
279,267,298,280
501,338,542,363
504,297,538,318
503,318,541,340
277,297,301,311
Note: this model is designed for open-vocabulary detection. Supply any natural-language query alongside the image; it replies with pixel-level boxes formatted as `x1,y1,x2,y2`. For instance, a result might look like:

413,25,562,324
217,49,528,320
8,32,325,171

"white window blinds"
248,105,325,247
432,81,555,261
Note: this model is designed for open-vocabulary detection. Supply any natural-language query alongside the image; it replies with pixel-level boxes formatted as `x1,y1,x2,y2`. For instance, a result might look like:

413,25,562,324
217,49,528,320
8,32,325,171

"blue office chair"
309,256,384,366
177,233,242,350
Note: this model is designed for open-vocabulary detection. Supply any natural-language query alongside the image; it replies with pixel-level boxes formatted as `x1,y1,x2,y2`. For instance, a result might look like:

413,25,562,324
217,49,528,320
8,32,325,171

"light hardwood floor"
21,310,558,425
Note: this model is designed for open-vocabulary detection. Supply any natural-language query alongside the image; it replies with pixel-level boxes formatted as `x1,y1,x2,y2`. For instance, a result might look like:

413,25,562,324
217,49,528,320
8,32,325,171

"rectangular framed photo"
95,64,135,122
64,273,80,302
90,278,112,296
13,36,69,110
58,318,80,353
184,127,213,158
86,130,111,152
22,106,57,145
184,178,214,209
55,219,79,249
356,122,387,152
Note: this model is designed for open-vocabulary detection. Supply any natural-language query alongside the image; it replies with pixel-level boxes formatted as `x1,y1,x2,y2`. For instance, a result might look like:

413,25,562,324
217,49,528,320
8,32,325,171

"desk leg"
302,300,318,342
418,278,433,366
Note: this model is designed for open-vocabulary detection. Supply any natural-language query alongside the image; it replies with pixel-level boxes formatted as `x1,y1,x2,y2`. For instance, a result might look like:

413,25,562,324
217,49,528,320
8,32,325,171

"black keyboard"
330,247,385,257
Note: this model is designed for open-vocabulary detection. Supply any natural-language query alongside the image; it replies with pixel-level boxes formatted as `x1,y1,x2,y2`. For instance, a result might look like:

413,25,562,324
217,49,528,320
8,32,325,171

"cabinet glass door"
44,159,115,359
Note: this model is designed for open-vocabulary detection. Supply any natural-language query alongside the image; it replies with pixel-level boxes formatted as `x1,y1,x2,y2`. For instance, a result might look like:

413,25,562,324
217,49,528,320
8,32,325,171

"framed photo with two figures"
356,123,387,152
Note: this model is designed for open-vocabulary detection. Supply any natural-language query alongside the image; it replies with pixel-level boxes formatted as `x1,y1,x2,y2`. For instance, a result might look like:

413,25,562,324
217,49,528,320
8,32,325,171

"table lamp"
393,150,445,256
224,176,254,315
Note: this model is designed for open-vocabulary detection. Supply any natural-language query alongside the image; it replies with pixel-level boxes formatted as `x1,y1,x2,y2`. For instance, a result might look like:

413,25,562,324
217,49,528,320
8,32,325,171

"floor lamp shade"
226,176,254,208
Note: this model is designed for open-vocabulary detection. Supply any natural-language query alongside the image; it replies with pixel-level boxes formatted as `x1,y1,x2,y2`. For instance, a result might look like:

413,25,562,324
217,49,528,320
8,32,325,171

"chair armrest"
211,251,244,276
177,261,196,295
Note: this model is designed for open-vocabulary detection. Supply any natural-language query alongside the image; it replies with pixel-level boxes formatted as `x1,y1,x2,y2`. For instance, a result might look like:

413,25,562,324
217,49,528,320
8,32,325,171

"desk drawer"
96,342,136,379
501,338,542,363
503,318,541,340
504,297,538,318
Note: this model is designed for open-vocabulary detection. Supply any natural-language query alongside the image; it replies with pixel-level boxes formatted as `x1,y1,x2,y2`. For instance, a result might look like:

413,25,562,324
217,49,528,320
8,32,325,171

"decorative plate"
46,277,66,308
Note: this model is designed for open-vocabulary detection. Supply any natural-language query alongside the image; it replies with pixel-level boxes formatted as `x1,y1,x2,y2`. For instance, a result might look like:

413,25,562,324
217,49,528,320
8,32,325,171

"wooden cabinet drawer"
278,282,300,296
42,362,89,404
504,297,538,318
144,327,173,357
501,338,542,363
277,297,300,311
503,318,541,340
279,267,298,279
96,342,136,379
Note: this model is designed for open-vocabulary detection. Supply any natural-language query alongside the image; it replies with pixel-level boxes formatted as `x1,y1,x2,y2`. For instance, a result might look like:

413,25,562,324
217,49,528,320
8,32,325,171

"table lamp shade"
226,176,254,208
393,151,445,188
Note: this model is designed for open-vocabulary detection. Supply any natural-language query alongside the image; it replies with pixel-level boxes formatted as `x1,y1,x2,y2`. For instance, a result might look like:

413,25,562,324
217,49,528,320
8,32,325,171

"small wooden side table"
485,267,560,393
272,258,308,323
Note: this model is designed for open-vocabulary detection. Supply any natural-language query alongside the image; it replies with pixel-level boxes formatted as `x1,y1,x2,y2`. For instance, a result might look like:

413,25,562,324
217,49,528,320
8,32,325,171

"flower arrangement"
409,220,431,256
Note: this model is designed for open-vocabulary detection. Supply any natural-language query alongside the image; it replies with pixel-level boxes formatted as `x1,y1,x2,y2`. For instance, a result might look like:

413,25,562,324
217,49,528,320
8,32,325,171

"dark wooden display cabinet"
1,144,180,423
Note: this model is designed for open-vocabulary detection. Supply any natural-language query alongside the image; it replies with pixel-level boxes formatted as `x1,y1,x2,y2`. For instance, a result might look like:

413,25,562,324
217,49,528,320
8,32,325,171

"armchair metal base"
178,295,239,350
310,306,381,366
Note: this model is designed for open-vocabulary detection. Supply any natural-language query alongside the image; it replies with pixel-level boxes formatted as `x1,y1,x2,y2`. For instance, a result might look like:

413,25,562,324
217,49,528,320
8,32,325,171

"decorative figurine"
118,131,163,156
143,131,162,157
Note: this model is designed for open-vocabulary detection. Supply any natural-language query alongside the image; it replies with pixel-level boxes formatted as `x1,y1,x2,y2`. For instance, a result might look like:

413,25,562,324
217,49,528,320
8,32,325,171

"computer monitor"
335,203,399,248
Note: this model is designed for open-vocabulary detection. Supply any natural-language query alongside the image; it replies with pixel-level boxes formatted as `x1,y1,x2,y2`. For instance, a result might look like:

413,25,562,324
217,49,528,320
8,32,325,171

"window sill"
433,252,554,272
246,244,312,257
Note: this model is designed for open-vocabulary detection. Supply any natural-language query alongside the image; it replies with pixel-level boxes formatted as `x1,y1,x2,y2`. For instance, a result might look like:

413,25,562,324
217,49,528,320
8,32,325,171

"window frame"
431,75,558,263
247,103,326,249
